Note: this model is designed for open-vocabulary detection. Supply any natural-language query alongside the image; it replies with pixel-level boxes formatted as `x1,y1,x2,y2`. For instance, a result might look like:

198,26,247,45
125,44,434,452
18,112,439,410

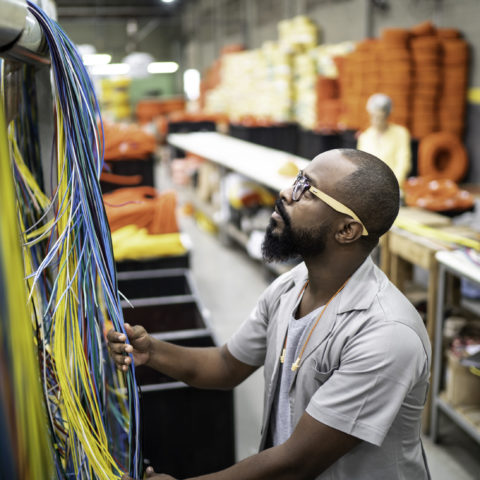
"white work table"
167,131,310,192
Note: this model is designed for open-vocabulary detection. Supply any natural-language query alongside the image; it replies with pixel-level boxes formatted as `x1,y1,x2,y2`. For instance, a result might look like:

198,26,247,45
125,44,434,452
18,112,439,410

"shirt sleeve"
226,283,273,367
305,321,428,446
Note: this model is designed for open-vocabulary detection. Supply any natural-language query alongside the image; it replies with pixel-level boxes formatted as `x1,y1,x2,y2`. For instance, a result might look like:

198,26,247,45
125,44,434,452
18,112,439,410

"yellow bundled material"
225,173,276,209
111,225,187,261
278,15,319,52
278,160,299,177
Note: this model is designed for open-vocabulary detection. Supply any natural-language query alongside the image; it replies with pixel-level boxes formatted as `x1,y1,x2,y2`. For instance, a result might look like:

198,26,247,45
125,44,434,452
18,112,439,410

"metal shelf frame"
430,250,480,444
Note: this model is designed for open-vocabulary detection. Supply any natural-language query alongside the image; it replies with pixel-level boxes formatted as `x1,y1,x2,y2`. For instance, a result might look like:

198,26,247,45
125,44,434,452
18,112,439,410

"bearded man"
109,148,431,480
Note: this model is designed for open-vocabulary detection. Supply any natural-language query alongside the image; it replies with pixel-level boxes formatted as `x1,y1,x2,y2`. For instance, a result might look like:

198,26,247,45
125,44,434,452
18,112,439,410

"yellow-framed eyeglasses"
292,172,369,236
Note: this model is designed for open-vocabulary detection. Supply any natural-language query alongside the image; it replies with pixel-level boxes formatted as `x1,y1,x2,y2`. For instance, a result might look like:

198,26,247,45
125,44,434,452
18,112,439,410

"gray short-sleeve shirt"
227,256,431,480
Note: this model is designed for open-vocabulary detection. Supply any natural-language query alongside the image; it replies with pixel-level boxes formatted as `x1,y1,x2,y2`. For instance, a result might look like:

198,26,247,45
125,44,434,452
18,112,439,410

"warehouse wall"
61,18,182,96
180,0,480,182
181,0,480,85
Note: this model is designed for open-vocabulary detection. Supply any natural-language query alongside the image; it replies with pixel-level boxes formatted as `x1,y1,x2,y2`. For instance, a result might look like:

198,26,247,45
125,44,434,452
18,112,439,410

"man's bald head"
311,148,400,248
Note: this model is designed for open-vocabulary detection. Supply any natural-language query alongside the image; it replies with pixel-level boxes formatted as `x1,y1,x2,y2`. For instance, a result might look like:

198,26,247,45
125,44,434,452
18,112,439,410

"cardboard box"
445,351,480,406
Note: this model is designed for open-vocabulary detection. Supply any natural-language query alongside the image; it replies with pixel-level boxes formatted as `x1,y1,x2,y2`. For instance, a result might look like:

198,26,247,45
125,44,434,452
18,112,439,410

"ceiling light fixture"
90,63,131,76
82,53,112,66
147,61,179,74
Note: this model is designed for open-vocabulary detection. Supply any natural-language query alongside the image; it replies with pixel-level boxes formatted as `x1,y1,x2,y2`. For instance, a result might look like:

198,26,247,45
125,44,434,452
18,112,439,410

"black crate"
138,336,235,477
101,155,155,193
340,129,358,149
135,334,214,386
297,129,342,159
116,253,190,272
141,385,235,477
167,121,216,134
122,300,205,334
118,268,193,300
229,124,298,155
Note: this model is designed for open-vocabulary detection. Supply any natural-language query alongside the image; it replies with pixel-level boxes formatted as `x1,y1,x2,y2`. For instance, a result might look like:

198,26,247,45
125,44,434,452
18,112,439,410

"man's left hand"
122,466,176,479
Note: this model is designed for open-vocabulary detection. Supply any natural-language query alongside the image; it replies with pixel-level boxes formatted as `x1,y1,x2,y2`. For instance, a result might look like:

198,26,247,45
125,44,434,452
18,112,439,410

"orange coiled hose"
103,187,179,234
417,132,468,182
101,121,157,161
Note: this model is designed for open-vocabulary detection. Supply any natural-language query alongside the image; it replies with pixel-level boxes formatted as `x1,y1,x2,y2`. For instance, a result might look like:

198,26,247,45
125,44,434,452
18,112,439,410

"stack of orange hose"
409,21,441,139
103,187,179,234
167,111,228,124
102,121,156,161
315,76,341,130
377,28,412,129
135,97,186,125
438,29,469,137
404,176,474,212
339,39,379,130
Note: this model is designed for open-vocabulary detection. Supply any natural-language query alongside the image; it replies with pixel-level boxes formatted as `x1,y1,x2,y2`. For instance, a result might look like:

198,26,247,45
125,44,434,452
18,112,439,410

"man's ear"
334,219,363,244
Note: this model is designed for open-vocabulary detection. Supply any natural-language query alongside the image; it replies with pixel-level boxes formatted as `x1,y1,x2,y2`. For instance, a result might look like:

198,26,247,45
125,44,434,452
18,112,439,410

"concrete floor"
178,213,480,480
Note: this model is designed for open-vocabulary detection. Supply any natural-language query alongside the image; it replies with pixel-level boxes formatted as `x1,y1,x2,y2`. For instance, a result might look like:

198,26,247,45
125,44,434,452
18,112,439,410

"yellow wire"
0,78,53,479
395,218,480,251
51,105,123,479
7,97,128,478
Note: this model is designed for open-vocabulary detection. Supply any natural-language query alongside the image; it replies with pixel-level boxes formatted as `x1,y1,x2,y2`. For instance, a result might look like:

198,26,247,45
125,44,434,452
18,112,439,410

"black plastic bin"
297,129,343,159
229,124,298,155
116,253,190,272
137,329,235,477
101,155,155,194
117,267,236,476
122,300,207,334
117,268,194,300
141,383,235,477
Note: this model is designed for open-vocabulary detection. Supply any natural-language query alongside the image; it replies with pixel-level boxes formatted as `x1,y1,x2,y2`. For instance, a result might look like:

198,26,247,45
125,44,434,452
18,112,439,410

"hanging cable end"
291,358,300,372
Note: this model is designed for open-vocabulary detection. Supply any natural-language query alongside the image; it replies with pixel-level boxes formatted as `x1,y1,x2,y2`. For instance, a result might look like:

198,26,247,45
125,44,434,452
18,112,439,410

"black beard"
262,200,330,263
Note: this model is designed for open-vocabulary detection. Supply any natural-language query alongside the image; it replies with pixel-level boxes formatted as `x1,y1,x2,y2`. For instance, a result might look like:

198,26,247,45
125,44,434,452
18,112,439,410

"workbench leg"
379,234,391,278
390,255,412,292
422,259,439,435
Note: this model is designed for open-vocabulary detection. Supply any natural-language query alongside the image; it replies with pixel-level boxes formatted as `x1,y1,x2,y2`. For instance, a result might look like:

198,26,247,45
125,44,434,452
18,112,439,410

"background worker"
357,93,412,190
109,148,431,480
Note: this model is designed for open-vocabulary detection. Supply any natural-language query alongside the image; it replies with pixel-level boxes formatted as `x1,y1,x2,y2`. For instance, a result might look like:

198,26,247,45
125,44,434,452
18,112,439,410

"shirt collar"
290,255,380,314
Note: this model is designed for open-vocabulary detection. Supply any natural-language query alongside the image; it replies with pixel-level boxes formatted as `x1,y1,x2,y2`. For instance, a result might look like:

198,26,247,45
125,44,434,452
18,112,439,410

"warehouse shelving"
168,132,309,274
167,131,309,192
430,250,480,445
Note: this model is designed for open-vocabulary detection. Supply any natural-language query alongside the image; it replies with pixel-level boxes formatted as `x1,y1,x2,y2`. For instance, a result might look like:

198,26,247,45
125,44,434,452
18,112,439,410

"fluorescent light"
82,53,112,66
161,0,176,3
147,62,179,74
183,68,200,101
90,63,130,76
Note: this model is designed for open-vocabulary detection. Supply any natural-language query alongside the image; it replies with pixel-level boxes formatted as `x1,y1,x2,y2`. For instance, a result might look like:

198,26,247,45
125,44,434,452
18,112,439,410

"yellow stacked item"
101,78,132,120
278,160,300,177
111,225,187,261
278,16,319,52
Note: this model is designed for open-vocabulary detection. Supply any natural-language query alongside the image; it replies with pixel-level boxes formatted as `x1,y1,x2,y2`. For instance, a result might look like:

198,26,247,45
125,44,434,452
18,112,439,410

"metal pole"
0,0,48,65
0,0,26,49
430,263,446,442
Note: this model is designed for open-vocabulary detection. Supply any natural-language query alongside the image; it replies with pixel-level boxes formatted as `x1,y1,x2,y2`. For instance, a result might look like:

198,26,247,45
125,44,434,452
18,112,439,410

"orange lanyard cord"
280,277,350,371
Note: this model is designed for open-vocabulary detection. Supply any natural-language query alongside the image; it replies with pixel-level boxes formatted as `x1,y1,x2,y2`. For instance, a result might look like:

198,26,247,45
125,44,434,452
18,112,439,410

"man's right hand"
107,323,152,371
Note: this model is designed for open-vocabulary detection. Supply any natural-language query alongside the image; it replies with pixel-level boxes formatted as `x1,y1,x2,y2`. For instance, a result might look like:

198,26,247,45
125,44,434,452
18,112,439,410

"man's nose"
280,184,294,204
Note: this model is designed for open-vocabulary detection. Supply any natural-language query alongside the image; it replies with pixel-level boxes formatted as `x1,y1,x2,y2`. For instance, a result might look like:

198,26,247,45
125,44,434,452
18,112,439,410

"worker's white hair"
366,93,392,115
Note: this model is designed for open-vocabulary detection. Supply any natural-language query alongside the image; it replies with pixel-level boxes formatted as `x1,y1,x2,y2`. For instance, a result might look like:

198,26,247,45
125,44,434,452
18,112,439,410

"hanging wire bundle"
1,2,142,478
0,65,54,480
